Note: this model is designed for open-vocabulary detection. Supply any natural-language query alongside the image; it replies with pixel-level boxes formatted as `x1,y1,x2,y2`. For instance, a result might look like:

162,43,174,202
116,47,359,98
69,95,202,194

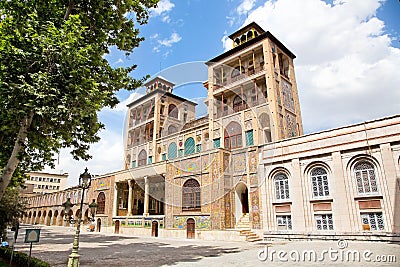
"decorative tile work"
211,201,220,229
250,174,258,188
245,120,252,130
173,216,210,229
232,153,247,175
248,151,258,173
250,189,261,229
224,192,232,228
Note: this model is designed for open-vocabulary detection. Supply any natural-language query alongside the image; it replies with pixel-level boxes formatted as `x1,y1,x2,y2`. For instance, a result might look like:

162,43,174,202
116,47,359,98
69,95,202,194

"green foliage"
0,188,26,239
0,247,50,267
0,0,159,195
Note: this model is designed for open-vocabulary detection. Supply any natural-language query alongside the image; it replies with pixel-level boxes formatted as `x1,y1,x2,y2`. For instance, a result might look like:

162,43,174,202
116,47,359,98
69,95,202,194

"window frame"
273,173,290,201
315,214,334,231
310,167,330,199
361,212,384,231
182,179,201,211
353,161,379,195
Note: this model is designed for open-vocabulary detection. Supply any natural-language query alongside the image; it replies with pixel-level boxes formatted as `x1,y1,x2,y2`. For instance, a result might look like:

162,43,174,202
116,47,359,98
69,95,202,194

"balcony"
214,65,265,92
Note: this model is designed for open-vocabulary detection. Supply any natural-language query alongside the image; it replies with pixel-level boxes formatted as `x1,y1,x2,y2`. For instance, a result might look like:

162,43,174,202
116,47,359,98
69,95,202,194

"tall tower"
205,22,303,149
124,76,197,169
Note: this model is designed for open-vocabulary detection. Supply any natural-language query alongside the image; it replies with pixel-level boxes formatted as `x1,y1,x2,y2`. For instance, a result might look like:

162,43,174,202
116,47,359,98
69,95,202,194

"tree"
0,187,26,240
0,0,159,200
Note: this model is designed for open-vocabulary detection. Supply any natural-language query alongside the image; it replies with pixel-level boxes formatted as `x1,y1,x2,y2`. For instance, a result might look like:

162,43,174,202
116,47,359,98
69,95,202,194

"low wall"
101,226,246,241
263,231,400,242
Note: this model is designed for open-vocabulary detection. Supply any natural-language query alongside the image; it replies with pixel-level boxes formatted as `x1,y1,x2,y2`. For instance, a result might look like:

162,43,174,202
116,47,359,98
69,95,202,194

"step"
247,237,263,242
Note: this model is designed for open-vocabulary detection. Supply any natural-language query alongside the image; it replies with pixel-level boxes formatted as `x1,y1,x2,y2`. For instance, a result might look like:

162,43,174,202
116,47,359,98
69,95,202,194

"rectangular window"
361,212,384,231
179,149,184,157
196,144,201,153
245,130,254,146
315,214,334,230
277,215,292,230
148,156,153,164
162,154,166,161
214,138,221,148
132,161,136,168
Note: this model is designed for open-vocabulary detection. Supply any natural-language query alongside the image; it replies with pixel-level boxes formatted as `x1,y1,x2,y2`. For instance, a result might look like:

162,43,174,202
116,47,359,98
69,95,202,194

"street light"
88,199,97,232
62,198,74,225
89,199,98,221
68,168,92,267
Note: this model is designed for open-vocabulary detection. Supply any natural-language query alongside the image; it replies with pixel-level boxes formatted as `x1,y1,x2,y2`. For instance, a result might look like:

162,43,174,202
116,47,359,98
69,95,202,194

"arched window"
168,142,178,160
233,94,247,112
138,149,147,166
310,167,329,198
168,104,178,119
224,122,242,149
182,179,200,210
168,125,178,135
97,192,106,214
274,173,289,200
354,161,378,194
184,137,195,156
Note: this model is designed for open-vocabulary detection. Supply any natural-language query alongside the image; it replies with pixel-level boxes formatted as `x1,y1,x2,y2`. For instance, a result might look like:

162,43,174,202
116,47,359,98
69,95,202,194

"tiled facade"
22,23,400,241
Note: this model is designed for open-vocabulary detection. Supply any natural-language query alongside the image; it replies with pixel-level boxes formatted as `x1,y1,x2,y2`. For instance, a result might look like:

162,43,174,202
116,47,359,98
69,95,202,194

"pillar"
127,180,134,216
144,176,149,216
113,183,118,217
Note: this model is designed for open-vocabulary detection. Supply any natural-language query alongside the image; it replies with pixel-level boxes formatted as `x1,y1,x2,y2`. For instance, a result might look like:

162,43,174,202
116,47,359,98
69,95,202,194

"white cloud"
231,0,400,132
150,0,175,16
45,128,124,187
237,0,257,15
161,14,171,23
150,33,159,39
158,32,182,47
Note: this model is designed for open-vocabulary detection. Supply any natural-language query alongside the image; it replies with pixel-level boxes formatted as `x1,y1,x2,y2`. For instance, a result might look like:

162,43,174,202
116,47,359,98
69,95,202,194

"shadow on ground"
14,228,243,267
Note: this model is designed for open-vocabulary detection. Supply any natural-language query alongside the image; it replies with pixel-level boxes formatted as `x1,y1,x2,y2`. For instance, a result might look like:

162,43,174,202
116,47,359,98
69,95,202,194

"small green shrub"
0,247,50,267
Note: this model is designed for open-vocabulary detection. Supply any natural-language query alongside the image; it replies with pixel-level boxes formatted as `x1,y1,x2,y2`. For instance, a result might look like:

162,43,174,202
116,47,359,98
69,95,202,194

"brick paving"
7,225,399,266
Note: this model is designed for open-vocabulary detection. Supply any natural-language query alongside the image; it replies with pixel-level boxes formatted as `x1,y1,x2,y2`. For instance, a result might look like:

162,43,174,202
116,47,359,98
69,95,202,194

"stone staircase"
236,214,263,242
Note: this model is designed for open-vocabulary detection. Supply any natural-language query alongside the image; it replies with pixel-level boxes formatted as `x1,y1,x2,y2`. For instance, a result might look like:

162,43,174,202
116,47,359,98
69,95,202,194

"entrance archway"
186,218,195,239
114,220,120,234
235,182,249,221
151,221,158,237
97,218,101,232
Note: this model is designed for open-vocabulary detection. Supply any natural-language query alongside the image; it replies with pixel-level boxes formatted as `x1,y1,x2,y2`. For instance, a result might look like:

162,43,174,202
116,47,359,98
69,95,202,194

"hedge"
0,247,50,267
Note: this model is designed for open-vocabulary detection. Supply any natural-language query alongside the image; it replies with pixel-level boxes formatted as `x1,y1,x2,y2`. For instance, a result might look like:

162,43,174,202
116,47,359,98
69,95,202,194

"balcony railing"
215,65,264,88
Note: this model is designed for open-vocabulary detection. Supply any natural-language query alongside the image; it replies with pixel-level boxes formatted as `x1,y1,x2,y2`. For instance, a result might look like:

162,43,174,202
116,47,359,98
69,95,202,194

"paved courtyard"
7,225,399,266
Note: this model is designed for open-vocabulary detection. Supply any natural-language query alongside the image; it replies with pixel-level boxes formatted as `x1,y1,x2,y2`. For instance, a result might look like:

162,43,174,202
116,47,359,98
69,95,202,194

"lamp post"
62,198,74,226
88,199,97,232
89,199,98,221
68,168,92,267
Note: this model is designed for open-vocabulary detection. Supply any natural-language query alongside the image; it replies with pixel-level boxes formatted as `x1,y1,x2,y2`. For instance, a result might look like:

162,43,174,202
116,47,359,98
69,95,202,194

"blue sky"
46,0,400,186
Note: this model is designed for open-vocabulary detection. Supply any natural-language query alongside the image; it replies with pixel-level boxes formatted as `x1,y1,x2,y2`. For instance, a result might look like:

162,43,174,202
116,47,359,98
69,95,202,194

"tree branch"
64,0,75,20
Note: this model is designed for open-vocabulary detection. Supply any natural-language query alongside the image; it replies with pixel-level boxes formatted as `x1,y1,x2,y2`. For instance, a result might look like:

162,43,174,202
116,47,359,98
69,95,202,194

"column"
113,183,118,217
144,176,149,216
127,180,133,216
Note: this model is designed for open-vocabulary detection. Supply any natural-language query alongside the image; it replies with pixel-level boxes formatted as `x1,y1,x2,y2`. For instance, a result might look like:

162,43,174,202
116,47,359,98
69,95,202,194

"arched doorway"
186,218,195,239
97,218,101,232
53,210,59,226
151,221,158,237
235,183,249,220
47,210,52,226
114,220,120,234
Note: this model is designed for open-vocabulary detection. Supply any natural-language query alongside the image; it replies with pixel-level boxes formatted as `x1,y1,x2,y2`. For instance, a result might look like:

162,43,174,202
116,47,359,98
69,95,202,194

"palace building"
22,22,400,242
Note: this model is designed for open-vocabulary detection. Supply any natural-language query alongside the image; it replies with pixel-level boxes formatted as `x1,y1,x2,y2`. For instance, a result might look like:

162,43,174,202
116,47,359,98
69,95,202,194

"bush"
0,247,50,267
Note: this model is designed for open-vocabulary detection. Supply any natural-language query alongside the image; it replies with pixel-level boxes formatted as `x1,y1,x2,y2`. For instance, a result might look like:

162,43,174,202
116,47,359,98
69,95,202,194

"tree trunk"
64,0,75,20
0,111,34,200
